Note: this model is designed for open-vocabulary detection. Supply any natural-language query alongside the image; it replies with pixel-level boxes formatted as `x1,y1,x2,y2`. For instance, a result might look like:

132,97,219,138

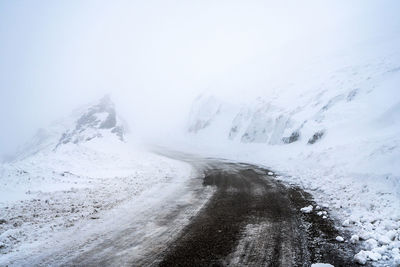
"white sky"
1,0,399,155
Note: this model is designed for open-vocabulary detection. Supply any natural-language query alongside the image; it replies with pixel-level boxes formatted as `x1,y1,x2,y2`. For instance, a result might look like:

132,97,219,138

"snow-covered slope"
11,95,127,161
185,38,400,265
0,96,193,264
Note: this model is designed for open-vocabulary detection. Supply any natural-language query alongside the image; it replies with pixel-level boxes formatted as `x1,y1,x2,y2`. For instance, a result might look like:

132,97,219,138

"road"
137,154,357,266
30,154,358,266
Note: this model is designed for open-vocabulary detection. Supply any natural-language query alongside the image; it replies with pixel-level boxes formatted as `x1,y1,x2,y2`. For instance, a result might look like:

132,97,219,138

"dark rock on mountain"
283,130,300,144
55,96,125,149
308,130,325,144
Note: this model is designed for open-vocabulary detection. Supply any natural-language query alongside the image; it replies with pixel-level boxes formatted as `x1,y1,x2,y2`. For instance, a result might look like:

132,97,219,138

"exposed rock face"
56,96,125,149
239,111,292,144
8,96,128,161
282,130,300,144
308,130,325,144
188,96,298,145
76,96,117,130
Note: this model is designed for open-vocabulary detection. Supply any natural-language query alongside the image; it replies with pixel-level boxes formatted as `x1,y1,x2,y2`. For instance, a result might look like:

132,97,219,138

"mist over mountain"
9,96,127,162
1,1,400,266
187,36,400,153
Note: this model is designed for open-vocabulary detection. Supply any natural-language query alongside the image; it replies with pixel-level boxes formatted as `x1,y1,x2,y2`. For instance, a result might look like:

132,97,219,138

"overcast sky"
1,0,399,155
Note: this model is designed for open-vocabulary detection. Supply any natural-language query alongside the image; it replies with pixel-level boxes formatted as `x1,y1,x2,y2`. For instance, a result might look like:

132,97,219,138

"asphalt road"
58,154,358,266
149,157,357,267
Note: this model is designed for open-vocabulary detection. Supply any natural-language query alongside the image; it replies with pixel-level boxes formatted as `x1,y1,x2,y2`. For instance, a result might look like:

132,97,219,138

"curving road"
140,153,357,266
30,153,358,266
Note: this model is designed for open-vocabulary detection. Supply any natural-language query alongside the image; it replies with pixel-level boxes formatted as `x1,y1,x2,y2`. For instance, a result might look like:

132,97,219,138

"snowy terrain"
1,33,399,267
184,37,400,266
0,97,194,265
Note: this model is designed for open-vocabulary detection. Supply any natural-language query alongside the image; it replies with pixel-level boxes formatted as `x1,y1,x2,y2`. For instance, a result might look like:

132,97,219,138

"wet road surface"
150,157,357,267
58,154,358,266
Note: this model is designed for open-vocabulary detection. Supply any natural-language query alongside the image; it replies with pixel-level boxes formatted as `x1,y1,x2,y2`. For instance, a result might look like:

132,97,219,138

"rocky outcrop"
308,130,325,144
282,130,300,144
55,96,126,149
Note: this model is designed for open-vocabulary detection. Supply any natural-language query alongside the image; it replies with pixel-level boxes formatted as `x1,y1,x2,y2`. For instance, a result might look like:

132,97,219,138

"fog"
1,0,399,156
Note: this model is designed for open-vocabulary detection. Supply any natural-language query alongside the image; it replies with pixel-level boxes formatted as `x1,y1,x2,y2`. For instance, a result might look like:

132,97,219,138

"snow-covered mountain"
11,95,127,161
186,37,400,265
55,95,126,148
0,96,192,262
187,37,400,178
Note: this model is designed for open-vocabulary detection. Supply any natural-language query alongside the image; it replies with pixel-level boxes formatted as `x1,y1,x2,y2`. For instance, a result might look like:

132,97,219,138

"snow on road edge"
0,142,194,266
